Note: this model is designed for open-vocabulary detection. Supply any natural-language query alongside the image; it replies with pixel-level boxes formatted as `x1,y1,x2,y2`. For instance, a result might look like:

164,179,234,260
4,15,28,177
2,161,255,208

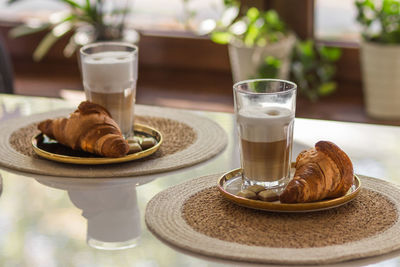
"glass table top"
1,94,400,267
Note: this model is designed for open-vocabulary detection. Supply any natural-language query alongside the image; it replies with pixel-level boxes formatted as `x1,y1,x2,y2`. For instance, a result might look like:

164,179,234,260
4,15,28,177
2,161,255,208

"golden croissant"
38,101,129,158
280,141,354,203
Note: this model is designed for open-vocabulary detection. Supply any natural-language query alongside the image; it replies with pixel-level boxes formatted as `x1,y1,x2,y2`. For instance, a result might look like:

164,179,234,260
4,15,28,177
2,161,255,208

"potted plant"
290,40,342,101
256,40,342,101
356,0,400,119
200,5,295,82
7,0,138,61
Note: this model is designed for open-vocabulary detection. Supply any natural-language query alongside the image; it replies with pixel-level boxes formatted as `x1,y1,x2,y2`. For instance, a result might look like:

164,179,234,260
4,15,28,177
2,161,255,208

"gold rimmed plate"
32,124,162,165
218,168,361,213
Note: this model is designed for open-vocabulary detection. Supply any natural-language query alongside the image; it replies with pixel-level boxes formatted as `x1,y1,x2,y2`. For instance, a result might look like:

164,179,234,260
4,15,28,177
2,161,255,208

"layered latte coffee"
82,51,137,137
237,106,294,186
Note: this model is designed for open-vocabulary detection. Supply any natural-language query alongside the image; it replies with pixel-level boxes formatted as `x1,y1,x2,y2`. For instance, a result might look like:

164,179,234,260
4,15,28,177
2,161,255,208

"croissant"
38,101,129,158
280,141,354,203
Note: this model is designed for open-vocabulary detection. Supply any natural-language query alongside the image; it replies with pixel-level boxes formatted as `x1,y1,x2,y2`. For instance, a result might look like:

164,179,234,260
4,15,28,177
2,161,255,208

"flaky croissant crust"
38,101,129,158
280,141,354,203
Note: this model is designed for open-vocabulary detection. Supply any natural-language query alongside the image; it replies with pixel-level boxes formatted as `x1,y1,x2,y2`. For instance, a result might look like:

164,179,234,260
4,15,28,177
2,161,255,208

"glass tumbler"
80,42,138,138
233,79,297,190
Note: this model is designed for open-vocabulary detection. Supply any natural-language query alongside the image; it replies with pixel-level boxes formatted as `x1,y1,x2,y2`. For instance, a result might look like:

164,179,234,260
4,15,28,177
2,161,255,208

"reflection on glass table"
34,176,155,250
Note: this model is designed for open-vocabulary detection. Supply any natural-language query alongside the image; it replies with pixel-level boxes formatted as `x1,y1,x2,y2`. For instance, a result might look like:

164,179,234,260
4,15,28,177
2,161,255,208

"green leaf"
299,40,314,56
33,21,73,61
246,7,260,22
244,23,259,46
382,0,399,14
317,64,335,81
63,34,79,57
207,4,287,46
290,39,341,101
33,33,59,62
319,46,342,61
248,81,267,93
59,0,82,9
198,19,217,35
317,82,337,96
224,0,239,6
256,56,281,79
265,56,281,68
50,13,77,25
364,0,375,9
9,23,51,38
229,20,246,35
84,0,95,19
210,31,231,44
220,6,239,27
264,10,279,25
355,0,400,44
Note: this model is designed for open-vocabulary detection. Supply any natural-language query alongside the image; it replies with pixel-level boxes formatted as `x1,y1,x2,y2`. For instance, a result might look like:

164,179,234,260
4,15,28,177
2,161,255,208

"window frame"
0,0,361,87
268,0,362,93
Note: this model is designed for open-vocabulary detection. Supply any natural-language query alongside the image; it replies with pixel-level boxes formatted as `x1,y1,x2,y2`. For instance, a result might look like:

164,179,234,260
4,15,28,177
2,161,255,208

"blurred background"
0,0,398,125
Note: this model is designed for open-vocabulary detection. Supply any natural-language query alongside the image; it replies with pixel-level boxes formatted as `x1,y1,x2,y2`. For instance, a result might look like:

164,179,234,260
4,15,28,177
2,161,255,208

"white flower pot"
228,33,296,83
360,41,400,119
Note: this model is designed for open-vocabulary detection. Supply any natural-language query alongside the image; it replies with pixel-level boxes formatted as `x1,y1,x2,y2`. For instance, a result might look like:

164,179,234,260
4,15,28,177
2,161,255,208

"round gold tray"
32,124,162,165
218,168,361,212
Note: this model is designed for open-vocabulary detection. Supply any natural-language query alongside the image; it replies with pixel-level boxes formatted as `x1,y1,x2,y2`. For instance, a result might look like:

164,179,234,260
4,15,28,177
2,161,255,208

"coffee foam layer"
82,51,137,93
237,106,294,142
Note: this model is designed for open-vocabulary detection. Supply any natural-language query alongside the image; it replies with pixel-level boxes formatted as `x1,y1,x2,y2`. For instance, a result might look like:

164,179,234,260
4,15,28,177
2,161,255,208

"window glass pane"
315,0,361,42
130,0,224,31
0,0,65,22
0,0,224,32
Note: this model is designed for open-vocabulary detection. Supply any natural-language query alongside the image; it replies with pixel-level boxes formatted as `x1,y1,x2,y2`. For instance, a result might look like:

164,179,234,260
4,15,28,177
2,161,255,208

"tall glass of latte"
233,79,297,190
80,42,138,138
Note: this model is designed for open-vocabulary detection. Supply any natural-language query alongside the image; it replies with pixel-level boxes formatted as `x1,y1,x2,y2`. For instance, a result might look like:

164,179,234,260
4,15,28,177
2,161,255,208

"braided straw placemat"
9,116,195,159
0,105,227,178
145,174,400,265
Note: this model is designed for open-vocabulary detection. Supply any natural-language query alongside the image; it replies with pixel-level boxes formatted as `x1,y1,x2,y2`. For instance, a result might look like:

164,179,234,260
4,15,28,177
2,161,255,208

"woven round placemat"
9,116,195,159
145,175,400,265
0,105,227,178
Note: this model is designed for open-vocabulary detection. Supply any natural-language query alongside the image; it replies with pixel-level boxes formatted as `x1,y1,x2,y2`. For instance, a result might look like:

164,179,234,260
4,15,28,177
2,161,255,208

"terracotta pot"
228,33,296,83
360,41,400,119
